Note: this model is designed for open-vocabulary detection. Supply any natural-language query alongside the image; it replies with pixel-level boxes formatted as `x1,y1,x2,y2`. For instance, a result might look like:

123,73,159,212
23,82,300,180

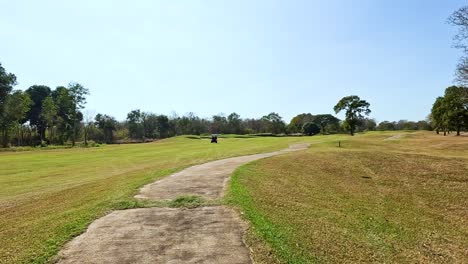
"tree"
313,114,340,134
68,83,89,146
377,121,396,131
211,114,227,134
95,114,117,143
288,113,315,133
302,122,320,136
127,109,144,139
52,86,74,144
0,91,32,147
416,120,431,130
262,112,286,134
0,63,17,119
141,112,160,138
83,110,95,146
25,85,51,142
334,95,371,136
157,115,170,138
40,96,57,143
444,86,468,135
431,86,468,136
227,112,242,134
449,6,468,85
430,97,447,134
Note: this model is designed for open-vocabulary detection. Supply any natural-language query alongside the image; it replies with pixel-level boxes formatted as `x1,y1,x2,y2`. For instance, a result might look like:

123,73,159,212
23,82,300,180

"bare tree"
449,6,468,84
83,109,95,146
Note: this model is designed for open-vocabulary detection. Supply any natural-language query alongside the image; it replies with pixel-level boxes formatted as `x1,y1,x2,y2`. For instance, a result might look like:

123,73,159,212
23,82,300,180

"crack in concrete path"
57,143,309,264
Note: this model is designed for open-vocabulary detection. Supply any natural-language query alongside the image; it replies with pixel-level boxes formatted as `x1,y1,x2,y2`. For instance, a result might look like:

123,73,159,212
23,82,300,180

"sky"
1,0,466,123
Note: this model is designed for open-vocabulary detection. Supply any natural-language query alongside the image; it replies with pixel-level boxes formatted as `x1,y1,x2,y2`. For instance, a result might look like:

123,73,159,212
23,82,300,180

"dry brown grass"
228,131,468,263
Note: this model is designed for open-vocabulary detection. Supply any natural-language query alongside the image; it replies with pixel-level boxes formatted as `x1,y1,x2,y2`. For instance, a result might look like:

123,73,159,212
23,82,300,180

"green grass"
227,131,468,263
0,135,336,264
168,195,207,208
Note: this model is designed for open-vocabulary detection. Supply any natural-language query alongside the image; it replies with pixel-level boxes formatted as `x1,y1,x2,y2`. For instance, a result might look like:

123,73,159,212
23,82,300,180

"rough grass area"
0,135,333,264
227,132,468,263
168,195,206,208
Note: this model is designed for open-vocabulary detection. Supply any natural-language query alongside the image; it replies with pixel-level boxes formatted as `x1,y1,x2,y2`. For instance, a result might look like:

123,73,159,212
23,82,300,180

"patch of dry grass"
228,131,468,263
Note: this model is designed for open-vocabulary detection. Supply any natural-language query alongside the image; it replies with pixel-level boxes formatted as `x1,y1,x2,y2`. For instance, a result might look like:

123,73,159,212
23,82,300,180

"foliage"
288,113,315,133
449,6,468,85
0,63,17,117
314,114,341,134
302,122,320,136
0,90,32,147
334,95,371,136
430,86,468,135
262,112,286,134
377,120,431,131
25,85,51,140
95,114,117,143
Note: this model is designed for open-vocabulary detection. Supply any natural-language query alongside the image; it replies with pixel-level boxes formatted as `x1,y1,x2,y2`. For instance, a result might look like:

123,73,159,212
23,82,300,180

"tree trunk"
2,130,9,148
457,126,460,136
436,128,439,134
72,120,76,147
17,126,20,146
443,128,446,136
84,125,89,146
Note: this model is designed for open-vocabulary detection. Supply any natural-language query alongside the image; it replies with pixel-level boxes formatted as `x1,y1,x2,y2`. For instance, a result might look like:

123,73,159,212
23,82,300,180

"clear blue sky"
1,0,466,122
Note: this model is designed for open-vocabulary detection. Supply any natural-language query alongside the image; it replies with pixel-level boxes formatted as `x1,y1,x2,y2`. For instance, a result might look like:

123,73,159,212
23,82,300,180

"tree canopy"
334,95,371,136
431,86,468,135
449,5,468,85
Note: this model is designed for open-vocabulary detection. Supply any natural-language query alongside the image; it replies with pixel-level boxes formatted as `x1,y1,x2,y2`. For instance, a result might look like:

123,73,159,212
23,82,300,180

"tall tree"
449,6,468,85
313,114,340,134
83,110,96,146
52,86,73,144
142,112,159,138
334,95,371,136
430,97,447,134
157,115,170,138
288,113,315,133
302,122,320,136
211,114,227,134
40,95,58,143
262,112,286,134
25,85,51,142
127,109,144,139
68,83,89,146
0,63,17,119
0,91,32,147
227,112,242,134
95,114,117,143
444,86,468,135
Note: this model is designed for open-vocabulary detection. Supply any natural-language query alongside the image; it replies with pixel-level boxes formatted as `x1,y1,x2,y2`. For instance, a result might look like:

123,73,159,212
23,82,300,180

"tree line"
0,63,437,148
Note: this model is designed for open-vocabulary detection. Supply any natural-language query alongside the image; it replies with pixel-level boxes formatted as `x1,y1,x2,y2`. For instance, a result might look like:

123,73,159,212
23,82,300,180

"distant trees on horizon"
0,62,446,148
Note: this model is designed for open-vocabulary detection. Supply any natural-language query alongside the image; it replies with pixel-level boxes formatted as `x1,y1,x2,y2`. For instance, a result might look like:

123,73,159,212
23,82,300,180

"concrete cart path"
57,143,309,264
135,143,310,200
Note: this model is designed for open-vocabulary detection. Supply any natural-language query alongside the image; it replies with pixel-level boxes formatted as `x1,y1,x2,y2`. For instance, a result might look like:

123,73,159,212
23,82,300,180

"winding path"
57,143,309,264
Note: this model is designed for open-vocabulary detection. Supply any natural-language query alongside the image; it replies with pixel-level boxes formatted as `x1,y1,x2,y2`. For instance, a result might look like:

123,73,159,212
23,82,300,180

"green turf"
1,135,339,264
